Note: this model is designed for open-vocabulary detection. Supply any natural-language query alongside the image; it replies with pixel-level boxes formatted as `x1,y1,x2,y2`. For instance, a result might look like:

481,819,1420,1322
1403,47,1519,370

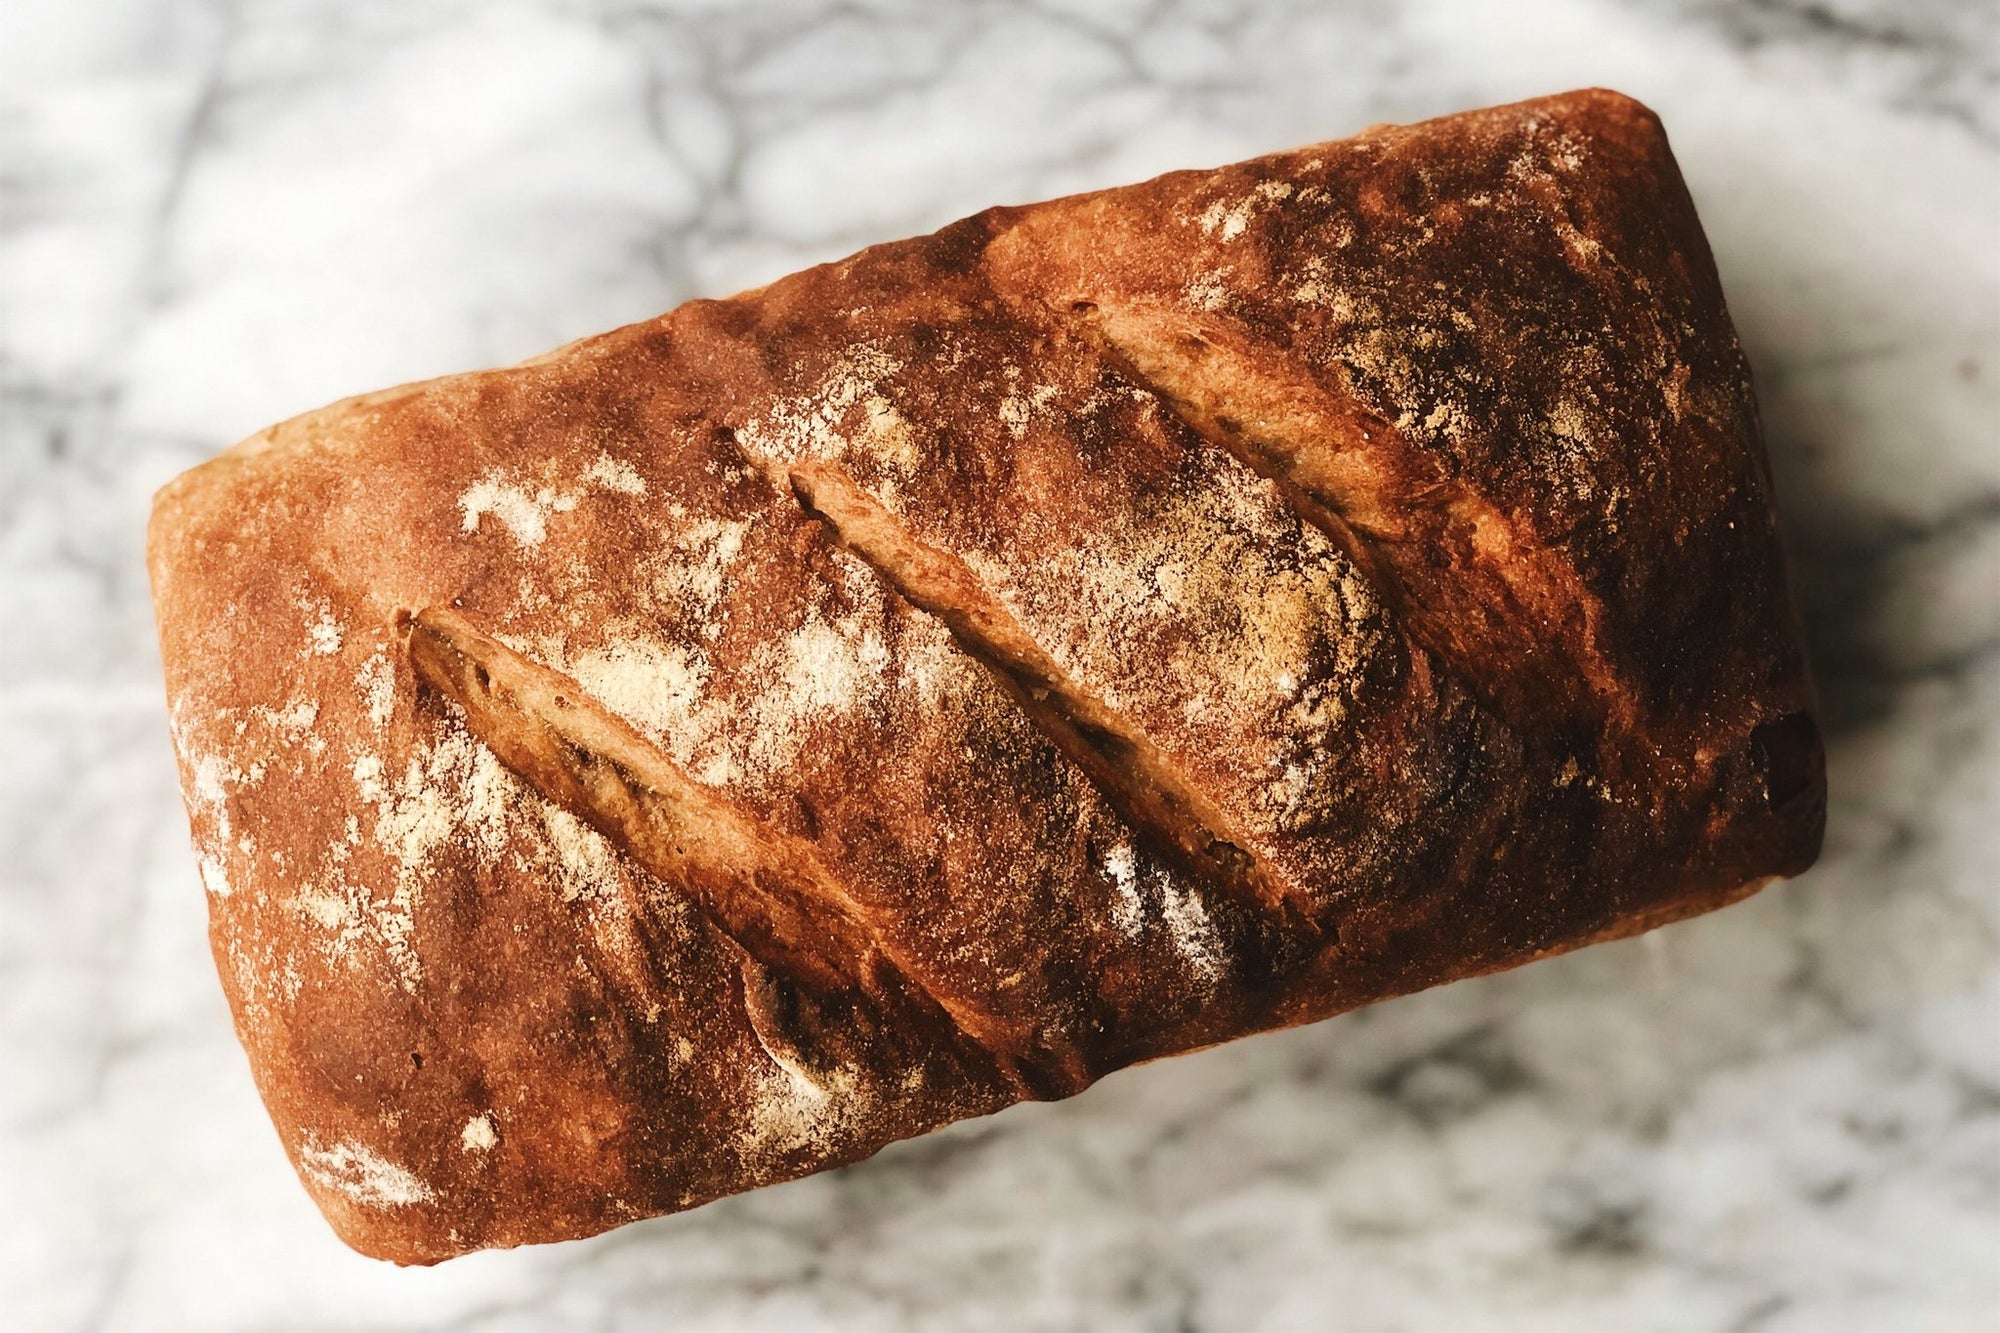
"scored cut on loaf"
148,88,1826,1264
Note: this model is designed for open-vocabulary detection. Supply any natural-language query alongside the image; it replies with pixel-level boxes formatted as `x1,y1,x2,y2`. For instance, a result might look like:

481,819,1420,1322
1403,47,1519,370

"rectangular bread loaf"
147,88,1825,1264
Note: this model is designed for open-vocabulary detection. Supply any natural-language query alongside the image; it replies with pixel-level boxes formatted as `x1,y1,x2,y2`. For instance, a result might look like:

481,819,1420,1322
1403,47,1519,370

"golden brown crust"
147,89,1823,1264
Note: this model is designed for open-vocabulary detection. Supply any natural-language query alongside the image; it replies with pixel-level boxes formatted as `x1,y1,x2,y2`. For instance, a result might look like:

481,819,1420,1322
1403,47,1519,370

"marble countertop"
3,0,1996,1328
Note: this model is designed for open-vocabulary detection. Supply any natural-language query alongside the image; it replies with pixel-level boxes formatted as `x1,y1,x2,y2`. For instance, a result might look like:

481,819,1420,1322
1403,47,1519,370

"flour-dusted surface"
149,84,1821,1262
4,1,1998,1329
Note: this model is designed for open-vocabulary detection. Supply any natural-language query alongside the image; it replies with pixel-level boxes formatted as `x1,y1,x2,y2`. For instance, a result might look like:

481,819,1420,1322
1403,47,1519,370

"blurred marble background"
2,0,1996,1328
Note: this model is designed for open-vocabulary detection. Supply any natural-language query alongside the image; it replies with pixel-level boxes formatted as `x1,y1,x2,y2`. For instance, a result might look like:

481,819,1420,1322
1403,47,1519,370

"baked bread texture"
148,88,1825,1264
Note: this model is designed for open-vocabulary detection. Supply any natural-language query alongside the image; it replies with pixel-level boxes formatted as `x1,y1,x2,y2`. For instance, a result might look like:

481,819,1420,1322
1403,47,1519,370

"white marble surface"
3,0,1997,1327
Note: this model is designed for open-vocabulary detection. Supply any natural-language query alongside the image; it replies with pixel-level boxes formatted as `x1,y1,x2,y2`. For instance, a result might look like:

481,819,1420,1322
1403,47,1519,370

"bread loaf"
147,88,1825,1264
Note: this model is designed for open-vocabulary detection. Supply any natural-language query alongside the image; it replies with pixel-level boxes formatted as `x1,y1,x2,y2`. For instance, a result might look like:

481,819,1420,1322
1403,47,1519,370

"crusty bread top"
148,89,1823,1264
